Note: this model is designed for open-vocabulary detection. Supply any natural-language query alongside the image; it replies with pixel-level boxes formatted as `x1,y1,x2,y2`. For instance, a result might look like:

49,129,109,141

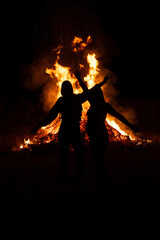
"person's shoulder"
53,97,63,108
74,93,82,99
75,92,86,102
88,85,98,93
57,96,63,103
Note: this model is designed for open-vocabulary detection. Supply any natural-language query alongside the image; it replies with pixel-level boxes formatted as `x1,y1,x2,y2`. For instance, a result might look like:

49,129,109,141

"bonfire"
17,35,151,151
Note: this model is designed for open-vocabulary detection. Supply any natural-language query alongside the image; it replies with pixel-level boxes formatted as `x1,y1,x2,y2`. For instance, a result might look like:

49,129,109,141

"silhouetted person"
32,80,88,191
75,71,137,192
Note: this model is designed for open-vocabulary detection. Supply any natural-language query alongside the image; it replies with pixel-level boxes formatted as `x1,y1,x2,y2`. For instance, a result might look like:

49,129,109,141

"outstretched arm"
31,99,60,134
108,104,138,132
96,75,109,88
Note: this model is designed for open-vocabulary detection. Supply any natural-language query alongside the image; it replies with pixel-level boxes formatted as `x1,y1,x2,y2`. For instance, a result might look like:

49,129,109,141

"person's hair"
61,81,73,97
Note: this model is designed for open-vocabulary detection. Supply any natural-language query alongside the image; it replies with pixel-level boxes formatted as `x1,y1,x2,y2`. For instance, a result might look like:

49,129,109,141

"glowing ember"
72,35,92,52
19,138,32,150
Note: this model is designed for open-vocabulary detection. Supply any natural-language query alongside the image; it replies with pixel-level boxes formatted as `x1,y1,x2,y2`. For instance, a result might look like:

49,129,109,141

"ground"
0,134,160,229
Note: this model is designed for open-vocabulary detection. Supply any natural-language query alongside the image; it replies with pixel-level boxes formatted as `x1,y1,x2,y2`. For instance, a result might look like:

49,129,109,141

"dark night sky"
0,0,159,100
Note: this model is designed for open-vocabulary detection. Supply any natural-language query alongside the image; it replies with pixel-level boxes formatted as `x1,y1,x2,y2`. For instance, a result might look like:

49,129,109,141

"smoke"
22,57,50,91
42,80,58,112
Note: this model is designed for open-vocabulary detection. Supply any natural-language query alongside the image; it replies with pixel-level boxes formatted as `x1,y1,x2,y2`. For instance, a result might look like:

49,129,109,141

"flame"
72,35,92,52
46,62,80,98
18,35,143,150
72,36,83,45
44,43,79,110
106,115,136,141
46,52,99,114
84,53,99,89
19,138,32,150
107,117,128,137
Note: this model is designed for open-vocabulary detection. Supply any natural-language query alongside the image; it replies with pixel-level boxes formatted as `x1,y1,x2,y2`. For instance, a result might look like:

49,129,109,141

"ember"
16,35,151,151
72,35,92,52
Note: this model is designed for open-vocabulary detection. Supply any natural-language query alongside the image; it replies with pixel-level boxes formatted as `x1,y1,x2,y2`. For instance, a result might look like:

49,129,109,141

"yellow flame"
45,51,137,142
106,115,137,141
106,117,128,136
72,36,83,45
46,61,80,98
24,138,31,145
19,138,32,149
84,53,99,89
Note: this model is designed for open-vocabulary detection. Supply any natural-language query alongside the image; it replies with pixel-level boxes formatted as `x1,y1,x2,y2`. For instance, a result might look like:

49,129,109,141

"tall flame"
84,53,99,89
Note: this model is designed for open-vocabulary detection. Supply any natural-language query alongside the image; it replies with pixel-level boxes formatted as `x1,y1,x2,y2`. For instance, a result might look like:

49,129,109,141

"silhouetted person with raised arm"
75,71,137,192
31,80,89,191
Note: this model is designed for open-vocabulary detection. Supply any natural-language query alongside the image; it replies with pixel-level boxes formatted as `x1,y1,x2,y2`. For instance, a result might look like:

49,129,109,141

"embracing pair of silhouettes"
31,71,137,192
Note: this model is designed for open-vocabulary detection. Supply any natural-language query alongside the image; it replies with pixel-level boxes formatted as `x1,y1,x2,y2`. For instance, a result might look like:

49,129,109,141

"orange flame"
106,115,136,141
46,62,80,99
18,35,140,150
72,35,92,52
84,53,99,89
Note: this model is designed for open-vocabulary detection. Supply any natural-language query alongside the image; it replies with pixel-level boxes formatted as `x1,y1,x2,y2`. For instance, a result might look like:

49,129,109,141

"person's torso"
59,94,82,125
58,95,83,142
86,103,109,139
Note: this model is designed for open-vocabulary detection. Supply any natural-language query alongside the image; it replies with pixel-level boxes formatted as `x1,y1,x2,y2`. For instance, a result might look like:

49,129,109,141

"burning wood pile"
16,35,152,151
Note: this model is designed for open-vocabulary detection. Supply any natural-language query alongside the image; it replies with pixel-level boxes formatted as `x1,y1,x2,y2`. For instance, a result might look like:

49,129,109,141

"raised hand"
98,74,110,87
103,75,109,83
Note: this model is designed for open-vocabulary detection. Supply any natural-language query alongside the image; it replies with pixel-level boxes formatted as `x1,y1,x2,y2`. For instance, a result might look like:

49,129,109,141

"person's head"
90,85,106,107
61,80,73,97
